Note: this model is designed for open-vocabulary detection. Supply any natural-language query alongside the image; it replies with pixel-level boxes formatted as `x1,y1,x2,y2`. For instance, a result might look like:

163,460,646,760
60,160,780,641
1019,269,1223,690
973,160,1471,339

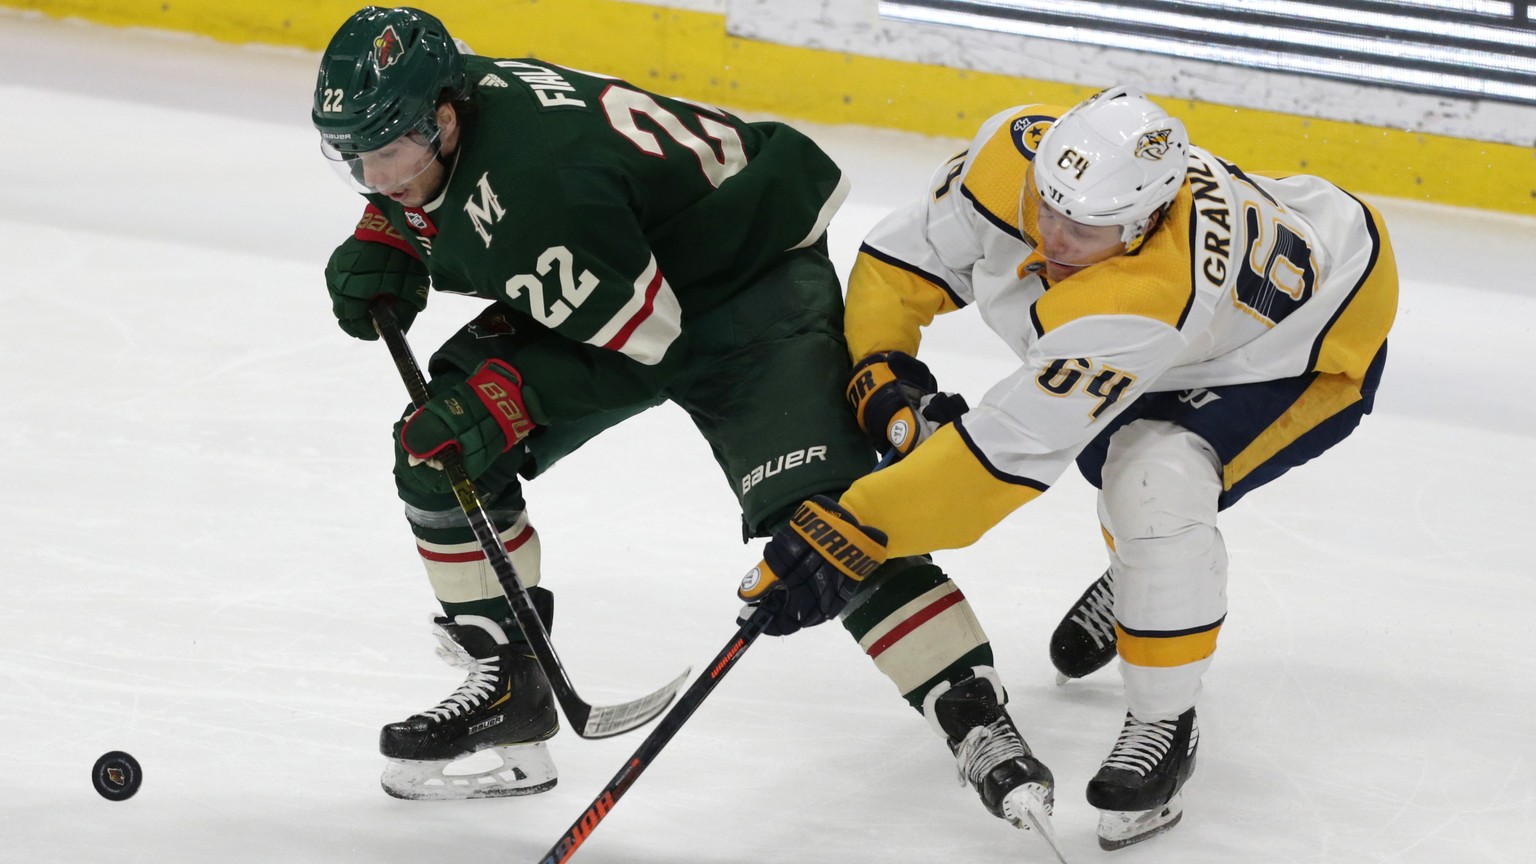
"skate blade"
1097,792,1184,850
1002,785,1072,864
381,743,557,801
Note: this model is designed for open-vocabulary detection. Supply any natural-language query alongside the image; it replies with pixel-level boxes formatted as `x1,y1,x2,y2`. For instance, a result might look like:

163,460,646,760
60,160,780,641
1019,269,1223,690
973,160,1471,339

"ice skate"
1050,568,1117,684
1087,707,1198,850
925,668,1069,862
380,614,559,800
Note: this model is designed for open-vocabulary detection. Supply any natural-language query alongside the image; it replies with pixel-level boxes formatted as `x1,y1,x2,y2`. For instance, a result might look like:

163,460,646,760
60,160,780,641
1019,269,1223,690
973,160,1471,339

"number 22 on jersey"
500,87,746,326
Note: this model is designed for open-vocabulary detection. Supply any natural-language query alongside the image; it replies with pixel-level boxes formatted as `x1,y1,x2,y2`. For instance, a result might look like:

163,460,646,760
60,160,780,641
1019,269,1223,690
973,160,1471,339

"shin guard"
841,557,993,710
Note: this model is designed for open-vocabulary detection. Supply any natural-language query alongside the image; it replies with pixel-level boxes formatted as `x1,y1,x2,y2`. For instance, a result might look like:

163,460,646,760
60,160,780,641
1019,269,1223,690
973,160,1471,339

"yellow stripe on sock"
1116,620,1223,668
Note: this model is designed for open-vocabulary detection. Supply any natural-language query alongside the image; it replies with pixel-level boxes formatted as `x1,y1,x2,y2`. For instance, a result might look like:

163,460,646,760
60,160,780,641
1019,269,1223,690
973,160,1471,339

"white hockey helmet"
1032,86,1189,253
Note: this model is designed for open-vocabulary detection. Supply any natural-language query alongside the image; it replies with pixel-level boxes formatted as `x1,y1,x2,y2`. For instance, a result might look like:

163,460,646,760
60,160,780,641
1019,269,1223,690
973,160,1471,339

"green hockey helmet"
312,6,466,156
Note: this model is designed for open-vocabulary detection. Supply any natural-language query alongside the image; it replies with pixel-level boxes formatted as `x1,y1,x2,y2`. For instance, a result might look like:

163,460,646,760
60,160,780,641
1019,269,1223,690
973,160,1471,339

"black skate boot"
379,615,559,800
1087,707,1199,850
924,667,1062,853
1050,568,1117,683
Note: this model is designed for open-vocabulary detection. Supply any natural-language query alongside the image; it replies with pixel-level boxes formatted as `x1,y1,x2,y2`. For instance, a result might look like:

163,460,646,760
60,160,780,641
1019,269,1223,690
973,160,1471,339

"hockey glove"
395,359,537,495
737,496,888,637
846,351,969,460
324,206,430,341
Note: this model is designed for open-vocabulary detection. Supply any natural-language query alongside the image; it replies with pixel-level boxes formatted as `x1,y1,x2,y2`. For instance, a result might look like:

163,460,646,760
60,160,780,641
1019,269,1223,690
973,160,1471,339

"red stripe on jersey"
417,524,535,563
601,265,665,353
866,588,966,659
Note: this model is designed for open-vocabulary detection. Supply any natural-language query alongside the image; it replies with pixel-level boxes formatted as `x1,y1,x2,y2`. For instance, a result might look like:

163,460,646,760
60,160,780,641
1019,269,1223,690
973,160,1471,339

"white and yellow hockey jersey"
838,105,1398,557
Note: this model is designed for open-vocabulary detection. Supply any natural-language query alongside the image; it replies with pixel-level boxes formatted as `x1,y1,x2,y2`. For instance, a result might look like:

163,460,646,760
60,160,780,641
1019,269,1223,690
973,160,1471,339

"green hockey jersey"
365,56,848,372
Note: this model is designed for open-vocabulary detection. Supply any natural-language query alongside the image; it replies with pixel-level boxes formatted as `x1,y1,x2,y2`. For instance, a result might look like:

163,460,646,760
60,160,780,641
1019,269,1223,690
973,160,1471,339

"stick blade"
575,668,691,738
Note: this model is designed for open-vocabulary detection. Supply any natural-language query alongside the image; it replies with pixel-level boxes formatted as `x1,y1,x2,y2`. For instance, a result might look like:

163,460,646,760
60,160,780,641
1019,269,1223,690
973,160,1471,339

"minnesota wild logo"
468,312,519,340
373,25,403,72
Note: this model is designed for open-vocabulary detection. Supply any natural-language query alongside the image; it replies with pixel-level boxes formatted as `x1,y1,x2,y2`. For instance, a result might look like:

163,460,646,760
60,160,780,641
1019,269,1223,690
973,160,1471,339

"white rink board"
726,0,1536,145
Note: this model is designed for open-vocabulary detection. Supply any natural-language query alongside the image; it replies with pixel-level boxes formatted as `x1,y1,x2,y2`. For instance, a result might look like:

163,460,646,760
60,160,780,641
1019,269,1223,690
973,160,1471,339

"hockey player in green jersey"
738,86,1398,850
312,5,1053,826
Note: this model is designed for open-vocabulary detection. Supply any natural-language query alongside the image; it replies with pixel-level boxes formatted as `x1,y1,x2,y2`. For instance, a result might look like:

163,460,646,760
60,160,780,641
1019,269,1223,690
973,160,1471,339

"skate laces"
420,655,503,721
433,640,476,670
954,718,1027,789
1068,571,1117,649
1102,714,1178,776
430,620,480,670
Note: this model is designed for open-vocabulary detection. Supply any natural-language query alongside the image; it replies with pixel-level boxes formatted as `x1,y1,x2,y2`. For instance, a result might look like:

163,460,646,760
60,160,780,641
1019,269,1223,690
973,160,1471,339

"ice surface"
2,12,1533,863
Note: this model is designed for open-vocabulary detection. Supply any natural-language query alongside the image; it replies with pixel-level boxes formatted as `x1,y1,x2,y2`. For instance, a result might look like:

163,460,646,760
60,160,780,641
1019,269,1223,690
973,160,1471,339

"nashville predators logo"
373,25,404,72
1135,128,1174,160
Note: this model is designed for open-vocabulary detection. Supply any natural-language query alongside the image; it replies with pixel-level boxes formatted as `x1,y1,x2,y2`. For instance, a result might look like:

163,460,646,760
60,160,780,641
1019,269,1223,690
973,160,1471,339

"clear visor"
1022,170,1134,269
320,129,442,195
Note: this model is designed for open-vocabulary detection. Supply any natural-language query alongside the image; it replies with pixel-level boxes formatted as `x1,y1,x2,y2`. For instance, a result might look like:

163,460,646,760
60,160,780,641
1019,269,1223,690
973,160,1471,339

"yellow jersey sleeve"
845,247,962,359
839,423,1047,557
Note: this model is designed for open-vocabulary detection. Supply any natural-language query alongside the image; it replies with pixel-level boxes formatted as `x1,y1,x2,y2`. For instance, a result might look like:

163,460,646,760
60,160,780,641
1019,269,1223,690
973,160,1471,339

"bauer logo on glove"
395,359,539,496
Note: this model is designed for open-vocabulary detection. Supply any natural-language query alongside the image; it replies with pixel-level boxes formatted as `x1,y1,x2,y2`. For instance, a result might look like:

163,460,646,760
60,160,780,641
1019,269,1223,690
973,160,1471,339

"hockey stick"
370,300,688,739
537,600,777,864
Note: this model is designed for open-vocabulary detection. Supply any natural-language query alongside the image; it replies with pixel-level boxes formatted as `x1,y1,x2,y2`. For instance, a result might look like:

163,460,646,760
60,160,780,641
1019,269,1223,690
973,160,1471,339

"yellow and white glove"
846,351,968,460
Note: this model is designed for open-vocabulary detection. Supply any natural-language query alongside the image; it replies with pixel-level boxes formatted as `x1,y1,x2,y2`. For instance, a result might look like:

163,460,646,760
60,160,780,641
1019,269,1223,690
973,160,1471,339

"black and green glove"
324,233,430,341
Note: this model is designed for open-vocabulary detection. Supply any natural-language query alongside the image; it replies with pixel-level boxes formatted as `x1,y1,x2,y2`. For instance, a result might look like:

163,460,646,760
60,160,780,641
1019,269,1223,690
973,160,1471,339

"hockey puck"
92,751,142,801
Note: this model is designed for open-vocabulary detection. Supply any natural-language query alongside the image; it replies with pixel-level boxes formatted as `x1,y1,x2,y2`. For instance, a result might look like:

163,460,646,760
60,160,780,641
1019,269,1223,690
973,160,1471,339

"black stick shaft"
537,603,775,864
371,301,682,738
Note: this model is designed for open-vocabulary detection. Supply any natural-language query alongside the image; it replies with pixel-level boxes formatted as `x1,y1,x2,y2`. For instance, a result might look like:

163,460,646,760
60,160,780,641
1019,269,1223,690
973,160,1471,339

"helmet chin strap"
422,105,462,196
1120,206,1171,254
1120,218,1152,254
420,146,458,204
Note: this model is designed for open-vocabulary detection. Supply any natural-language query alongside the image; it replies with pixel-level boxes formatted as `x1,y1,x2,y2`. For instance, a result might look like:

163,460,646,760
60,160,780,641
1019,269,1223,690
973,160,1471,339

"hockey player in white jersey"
738,86,1397,849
